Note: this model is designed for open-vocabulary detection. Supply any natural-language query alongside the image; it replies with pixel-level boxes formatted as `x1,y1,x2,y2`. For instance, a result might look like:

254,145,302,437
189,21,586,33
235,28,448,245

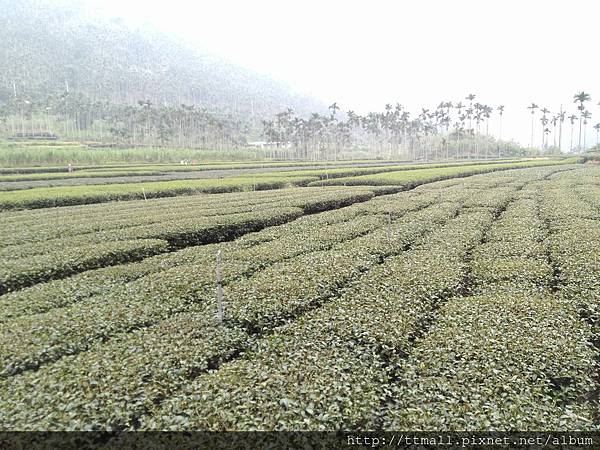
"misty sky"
90,0,599,148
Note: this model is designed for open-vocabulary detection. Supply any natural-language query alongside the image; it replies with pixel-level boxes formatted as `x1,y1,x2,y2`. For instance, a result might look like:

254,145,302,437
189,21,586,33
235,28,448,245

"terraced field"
2,159,600,433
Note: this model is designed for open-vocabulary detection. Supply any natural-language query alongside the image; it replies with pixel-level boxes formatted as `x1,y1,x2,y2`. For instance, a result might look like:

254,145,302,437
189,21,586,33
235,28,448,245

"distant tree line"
0,93,249,149
263,92,600,160
262,95,526,161
526,91,599,153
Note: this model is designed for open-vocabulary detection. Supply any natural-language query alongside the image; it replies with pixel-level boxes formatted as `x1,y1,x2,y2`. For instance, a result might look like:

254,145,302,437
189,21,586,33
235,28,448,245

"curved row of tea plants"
0,204,407,322
139,208,499,430
0,187,375,248
0,164,585,431
0,189,381,293
0,188,441,323
0,157,411,175
0,193,472,429
145,177,564,431
384,291,594,430
0,158,533,181
0,174,319,211
0,208,302,294
384,182,597,430
541,171,600,426
0,159,530,191
0,159,567,211
0,186,360,232
0,192,451,378
308,159,578,187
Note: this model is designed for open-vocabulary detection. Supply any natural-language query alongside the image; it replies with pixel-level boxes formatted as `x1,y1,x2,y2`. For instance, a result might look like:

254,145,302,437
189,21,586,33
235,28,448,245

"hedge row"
0,159,413,176
0,211,383,321
385,180,597,430
0,208,304,293
0,260,174,323
0,185,485,430
0,239,170,295
0,198,446,377
306,159,576,187
540,173,600,322
0,309,249,430
218,202,465,332
0,191,437,322
0,175,319,211
385,291,595,430
140,209,498,430
0,159,532,188
1,166,584,430
1,189,383,293
541,176,600,426
0,188,376,252
0,159,576,211
470,196,552,295
0,187,371,246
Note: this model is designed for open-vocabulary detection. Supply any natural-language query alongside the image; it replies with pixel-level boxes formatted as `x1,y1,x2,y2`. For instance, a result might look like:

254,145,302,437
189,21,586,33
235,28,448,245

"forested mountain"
0,0,323,137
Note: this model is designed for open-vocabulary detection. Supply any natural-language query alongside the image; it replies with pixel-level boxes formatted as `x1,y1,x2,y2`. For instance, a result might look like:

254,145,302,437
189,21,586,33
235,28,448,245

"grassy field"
2,154,600,432
0,142,269,166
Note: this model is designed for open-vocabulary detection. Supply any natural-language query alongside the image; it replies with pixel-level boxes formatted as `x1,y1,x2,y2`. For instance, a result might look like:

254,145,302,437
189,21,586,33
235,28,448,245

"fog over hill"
0,0,325,119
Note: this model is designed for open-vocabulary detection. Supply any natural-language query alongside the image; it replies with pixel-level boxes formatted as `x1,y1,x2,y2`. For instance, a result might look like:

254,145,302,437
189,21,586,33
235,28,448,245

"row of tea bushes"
0,239,170,295
138,191,517,430
470,196,552,295
540,174,600,327
384,291,595,430
0,197,449,377
0,193,437,322
307,159,575,187
0,159,533,191
385,180,597,430
541,177,600,425
140,209,498,430
219,202,465,332
0,208,304,293
1,166,586,430
0,159,408,176
0,187,376,247
1,189,385,293
0,159,571,210
0,190,298,246
0,259,179,322
0,175,319,210
0,192,472,429
0,309,250,430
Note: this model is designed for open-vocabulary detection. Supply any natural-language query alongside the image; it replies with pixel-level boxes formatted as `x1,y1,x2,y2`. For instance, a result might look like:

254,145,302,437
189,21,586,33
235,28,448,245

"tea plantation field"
2,159,600,433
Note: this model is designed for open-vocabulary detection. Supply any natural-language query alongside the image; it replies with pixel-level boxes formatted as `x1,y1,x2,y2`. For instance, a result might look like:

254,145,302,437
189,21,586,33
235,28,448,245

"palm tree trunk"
499,117,502,141
541,124,544,150
558,121,562,152
558,105,563,152
570,123,574,151
530,114,534,148
579,113,583,151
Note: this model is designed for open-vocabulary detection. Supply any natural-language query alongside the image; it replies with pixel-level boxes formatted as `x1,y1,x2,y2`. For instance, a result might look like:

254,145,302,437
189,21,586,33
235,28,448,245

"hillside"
0,0,323,119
